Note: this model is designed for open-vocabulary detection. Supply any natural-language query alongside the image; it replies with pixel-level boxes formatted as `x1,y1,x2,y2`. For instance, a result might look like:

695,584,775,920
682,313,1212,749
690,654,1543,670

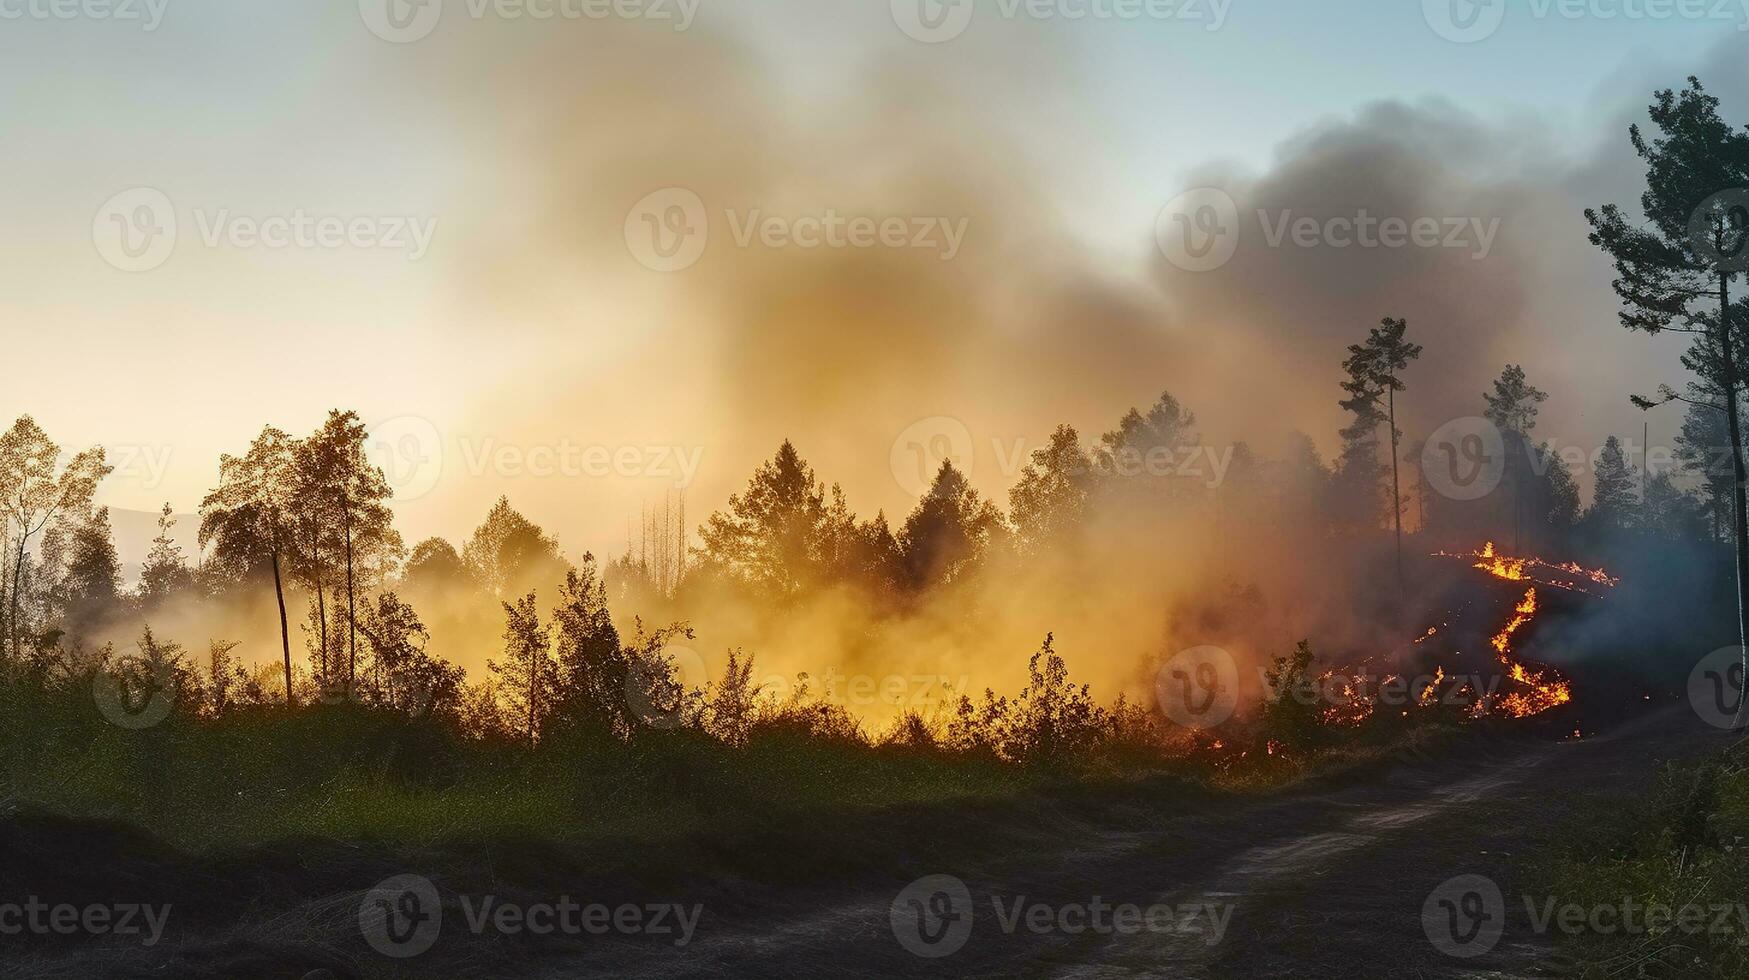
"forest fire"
1435,542,1620,595
1253,542,1592,751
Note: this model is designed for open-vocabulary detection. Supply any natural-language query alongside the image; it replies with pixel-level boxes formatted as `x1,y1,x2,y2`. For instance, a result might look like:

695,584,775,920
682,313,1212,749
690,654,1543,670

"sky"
4,0,1749,568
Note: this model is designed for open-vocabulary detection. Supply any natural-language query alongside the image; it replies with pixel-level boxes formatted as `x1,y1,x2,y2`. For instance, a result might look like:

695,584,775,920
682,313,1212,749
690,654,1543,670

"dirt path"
569,709,1731,980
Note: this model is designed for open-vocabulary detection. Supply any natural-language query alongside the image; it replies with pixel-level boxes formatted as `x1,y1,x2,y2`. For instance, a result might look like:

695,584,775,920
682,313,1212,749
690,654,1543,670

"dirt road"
565,708,1730,980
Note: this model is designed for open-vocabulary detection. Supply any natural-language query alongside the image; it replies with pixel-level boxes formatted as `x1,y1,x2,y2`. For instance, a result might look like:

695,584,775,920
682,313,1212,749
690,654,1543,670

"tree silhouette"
1348,317,1422,584
464,497,566,600
1587,77,1749,722
899,460,1006,590
139,503,194,607
200,426,299,704
696,440,834,599
0,417,108,662
491,591,555,746
1483,365,1549,551
1009,424,1093,556
1586,436,1638,532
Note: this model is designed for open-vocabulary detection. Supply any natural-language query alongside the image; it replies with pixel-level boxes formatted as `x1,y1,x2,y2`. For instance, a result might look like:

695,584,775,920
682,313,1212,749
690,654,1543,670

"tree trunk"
527,653,539,747
344,510,356,693
10,535,25,661
271,546,293,706
1716,272,1749,729
1389,385,1404,590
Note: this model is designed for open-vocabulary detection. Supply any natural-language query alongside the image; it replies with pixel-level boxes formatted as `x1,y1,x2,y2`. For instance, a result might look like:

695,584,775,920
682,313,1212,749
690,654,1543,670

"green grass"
1536,746,1749,978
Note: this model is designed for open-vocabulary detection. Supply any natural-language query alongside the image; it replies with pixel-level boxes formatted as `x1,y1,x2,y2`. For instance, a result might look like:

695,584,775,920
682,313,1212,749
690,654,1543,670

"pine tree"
139,503,194,606
696,441,835,599
1349,317,1422,581
1484,365,1549,549
549,556,628,740
1586,436,1638,531
1009,424,1094,556
1333,344,1387,534
490,591,555,745
899,460,1006,590
1588,77,1749,723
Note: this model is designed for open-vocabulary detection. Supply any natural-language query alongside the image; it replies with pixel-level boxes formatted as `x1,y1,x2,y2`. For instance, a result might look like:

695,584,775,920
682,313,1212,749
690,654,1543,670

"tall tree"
1585,436,1638,532
0,417,108,661
696,441,836,599
55,505,121,638
549,555,627,740
1677,395,1738,541
139,503,194,606
899,460,1006,590
464,497,566,599
490,591,555,745
1009,424,1094,556
1348,317,1423,583
1483,365,1549,550
200,427,299,704
1587,77,1749,723
299,411,401,692
1333,345,1387,534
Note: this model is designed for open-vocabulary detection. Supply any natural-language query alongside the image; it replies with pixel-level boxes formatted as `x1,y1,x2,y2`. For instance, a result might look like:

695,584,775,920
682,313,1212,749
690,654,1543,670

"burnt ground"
5,703,1731,980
